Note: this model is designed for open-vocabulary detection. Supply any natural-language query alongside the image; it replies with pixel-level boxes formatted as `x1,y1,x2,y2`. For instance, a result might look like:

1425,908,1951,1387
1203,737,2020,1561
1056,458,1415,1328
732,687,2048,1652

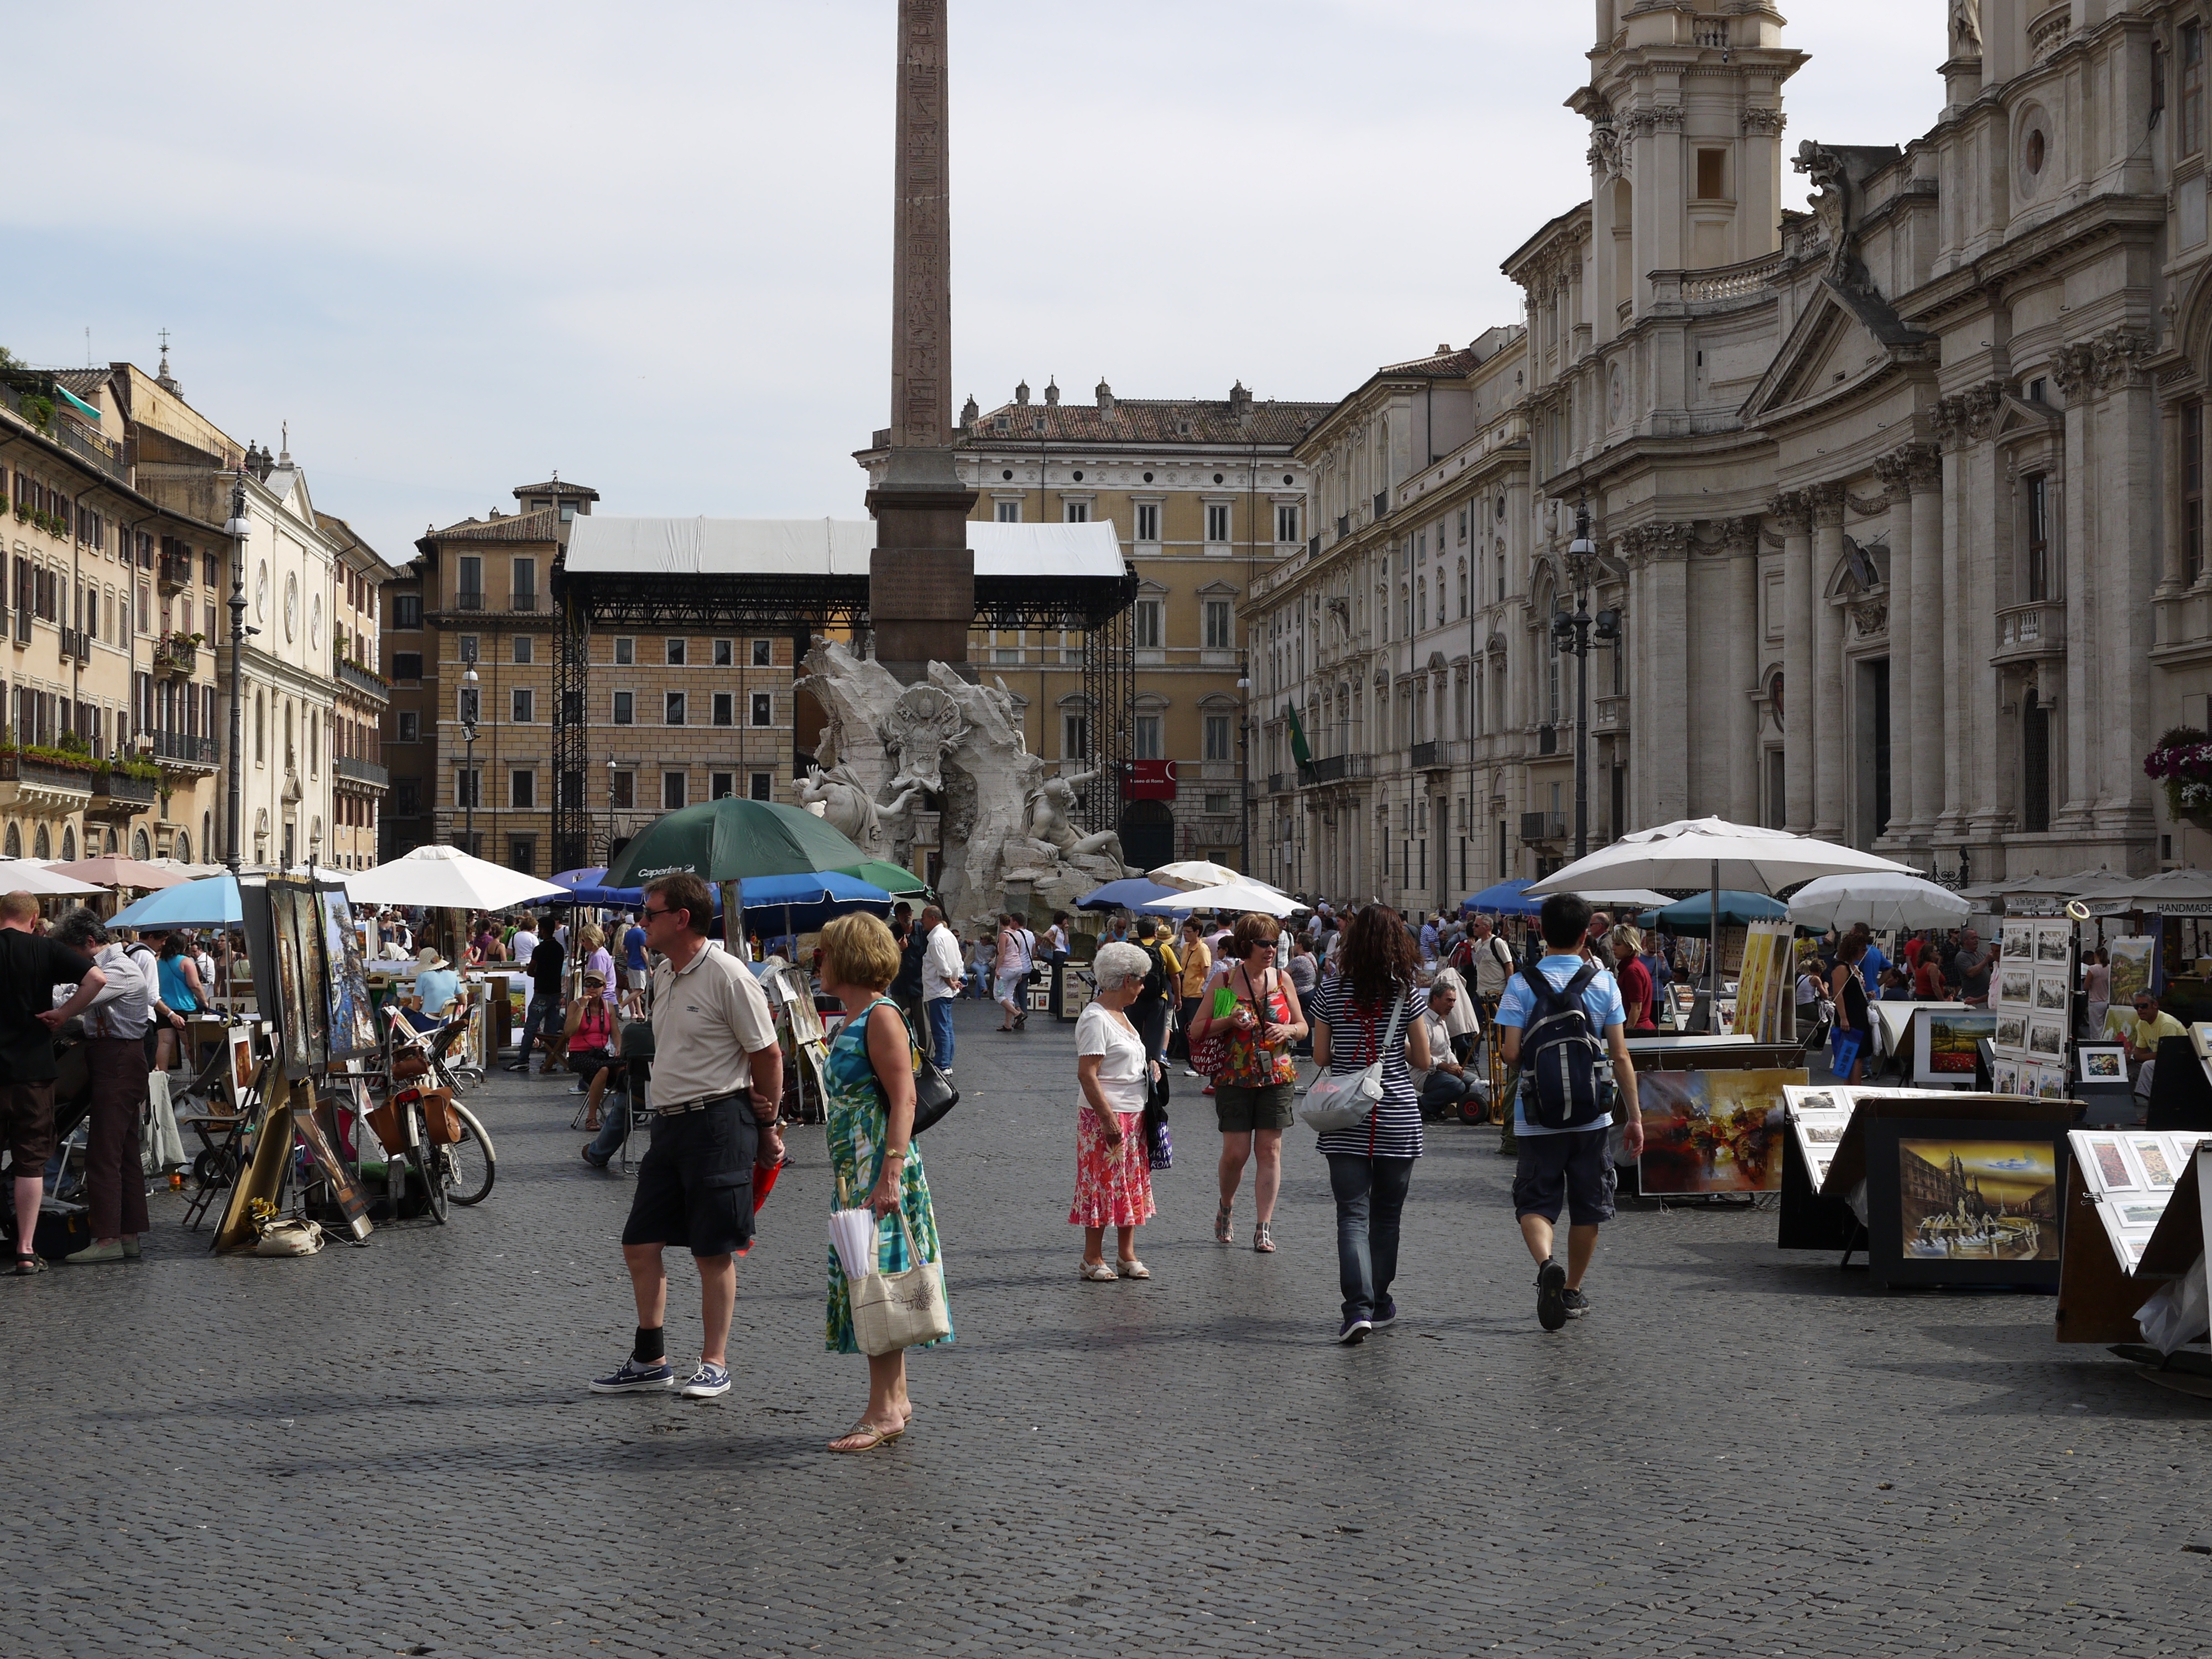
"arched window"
2,823,16,858
203,812,213,862
175,830,191,863
134,827,151,861
33,822,50,859
104,827,117,855
60,825,74,860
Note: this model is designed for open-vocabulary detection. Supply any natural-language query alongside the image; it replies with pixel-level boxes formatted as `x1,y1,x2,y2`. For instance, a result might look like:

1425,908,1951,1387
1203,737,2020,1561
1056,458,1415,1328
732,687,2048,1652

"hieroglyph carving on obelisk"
890,0,951,451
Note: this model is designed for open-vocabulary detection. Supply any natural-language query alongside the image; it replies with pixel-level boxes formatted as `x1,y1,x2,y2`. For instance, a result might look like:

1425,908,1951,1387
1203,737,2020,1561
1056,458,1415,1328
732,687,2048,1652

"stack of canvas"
2067,1128,2212,1271
1989,919,2073,1098
1783,1083,1861,1190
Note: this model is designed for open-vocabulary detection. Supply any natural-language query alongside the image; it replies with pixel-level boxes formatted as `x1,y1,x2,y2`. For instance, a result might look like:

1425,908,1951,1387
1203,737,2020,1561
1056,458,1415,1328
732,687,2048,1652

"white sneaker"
680,1361,732,1400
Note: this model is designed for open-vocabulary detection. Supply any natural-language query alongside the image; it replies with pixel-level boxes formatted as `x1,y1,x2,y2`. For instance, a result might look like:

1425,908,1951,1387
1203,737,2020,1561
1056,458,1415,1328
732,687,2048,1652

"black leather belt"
656,1087,751,1118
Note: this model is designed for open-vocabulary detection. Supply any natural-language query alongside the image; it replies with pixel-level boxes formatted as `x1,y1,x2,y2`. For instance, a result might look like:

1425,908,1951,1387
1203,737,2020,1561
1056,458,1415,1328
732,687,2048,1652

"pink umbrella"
46,857,190,890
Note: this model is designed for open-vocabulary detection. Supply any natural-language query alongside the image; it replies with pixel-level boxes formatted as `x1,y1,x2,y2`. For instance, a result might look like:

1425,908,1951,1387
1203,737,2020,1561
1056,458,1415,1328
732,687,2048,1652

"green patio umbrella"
838,858,932,899
606,799,873,888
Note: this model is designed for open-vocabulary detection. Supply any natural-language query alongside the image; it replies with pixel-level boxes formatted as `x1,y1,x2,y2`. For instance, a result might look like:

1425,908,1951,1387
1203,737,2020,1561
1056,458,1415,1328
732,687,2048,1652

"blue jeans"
1326,1154,1415,1322
520,992,564,1067
926,997,955,1071
587,1071,630,1163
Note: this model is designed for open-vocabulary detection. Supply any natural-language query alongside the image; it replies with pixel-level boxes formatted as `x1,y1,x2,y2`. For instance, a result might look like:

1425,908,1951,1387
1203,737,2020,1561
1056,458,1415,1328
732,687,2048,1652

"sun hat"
415,945,447,969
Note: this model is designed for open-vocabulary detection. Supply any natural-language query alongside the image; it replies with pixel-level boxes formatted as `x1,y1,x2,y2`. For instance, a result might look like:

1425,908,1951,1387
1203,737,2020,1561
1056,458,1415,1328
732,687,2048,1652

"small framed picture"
1997,968,2034,1007
1990,1059,2019,1095
2075,1045,2126,1083
2035,924,2071,964
2027,1017,2065,1057
2002,926,2033,959
1995,1013,2027,1051
2032,972,2070,1013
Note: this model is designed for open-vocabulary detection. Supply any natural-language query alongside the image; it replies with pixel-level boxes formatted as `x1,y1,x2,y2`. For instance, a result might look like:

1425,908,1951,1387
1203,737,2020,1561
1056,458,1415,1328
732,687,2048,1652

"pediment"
1741,275,1934,425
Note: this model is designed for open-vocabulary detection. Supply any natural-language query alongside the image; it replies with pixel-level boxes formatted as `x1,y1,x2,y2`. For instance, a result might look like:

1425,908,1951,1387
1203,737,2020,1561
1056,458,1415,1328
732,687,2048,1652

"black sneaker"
1561,1287,1590,1319
1335,1314,1371,1345
1536,1260,1568,1332
1369,1298,1397,1329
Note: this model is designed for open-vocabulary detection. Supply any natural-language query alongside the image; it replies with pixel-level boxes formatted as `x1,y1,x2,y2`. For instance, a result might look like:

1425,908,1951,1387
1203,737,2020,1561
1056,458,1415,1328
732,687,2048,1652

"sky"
5,1,1947,568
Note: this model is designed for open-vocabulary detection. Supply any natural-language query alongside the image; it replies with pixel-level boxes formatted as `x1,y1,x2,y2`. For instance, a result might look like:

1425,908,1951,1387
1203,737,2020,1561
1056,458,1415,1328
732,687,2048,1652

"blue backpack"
1516,962,1609,1130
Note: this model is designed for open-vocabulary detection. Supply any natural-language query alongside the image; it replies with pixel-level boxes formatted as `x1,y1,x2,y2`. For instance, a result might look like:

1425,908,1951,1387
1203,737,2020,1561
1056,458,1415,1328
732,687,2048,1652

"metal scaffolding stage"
549,523,1136,874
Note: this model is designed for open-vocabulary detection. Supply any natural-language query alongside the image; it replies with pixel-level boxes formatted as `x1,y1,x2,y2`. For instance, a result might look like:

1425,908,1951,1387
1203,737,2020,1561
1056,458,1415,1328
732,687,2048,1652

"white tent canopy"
1527,818,1918,898
0,858,104,896
1154,879,1307,918
1787,872,1971,933
348,845,567,911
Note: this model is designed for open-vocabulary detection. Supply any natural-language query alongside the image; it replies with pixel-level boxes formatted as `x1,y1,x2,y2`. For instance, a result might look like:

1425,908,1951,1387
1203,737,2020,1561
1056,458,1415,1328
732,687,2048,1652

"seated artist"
570,970,627,1150
1412,983,1486,1119
402,946,462,1036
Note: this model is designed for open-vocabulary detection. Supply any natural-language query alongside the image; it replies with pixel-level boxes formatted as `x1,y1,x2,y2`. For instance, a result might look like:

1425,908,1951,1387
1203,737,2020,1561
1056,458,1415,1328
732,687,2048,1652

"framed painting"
2032,972,2070,1014
1637,1068,1803,1196
1990,1058,2019,1095
318,885,378,1061
2026,1017,2065,1059
2034,925,2072,965
2106,936,2153,1009
2001,926,2032,960
1863,1117,2068,1288
1996,968,2034,1008
1916,1008,1997,1084
1994,1013,2027,1052
2075,1045,2126,1084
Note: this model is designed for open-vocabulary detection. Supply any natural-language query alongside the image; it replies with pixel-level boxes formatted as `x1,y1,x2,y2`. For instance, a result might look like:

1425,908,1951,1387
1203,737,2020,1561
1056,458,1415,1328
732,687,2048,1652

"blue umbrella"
113,875,242,930
1462,879,1543,916
738,871,895,938
1634,889,1790,938
1077,878,1185,912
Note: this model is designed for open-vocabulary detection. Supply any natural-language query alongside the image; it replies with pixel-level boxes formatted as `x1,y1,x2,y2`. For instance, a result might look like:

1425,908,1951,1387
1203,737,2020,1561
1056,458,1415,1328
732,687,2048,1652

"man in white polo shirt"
589,872,782,1403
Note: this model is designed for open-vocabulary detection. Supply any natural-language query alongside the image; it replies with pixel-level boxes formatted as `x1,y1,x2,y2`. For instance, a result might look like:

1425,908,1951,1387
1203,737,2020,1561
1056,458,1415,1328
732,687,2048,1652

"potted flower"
2143,726,2212,834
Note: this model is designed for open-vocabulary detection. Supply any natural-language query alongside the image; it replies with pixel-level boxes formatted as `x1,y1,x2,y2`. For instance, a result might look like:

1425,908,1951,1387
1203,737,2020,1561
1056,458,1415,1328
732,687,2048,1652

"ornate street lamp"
461,664,480,855
221,472,252,874
607,755,619,869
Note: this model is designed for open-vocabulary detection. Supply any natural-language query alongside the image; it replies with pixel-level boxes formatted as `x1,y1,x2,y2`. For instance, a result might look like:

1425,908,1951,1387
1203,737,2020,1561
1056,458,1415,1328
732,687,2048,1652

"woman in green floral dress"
819,912,952,1453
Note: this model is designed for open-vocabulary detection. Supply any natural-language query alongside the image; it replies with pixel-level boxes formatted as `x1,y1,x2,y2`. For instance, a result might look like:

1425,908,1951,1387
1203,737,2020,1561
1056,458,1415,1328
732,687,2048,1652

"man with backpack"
1129,917,1174,1063
1493,893,1642,1333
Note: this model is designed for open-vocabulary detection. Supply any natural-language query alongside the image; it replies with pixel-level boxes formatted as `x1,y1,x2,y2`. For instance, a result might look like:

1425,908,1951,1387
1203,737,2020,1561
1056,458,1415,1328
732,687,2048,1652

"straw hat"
415,945,447,969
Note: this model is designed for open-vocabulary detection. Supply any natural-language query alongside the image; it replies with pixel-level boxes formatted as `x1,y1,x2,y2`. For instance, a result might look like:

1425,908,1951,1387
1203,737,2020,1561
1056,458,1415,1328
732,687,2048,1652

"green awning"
55,385,102,425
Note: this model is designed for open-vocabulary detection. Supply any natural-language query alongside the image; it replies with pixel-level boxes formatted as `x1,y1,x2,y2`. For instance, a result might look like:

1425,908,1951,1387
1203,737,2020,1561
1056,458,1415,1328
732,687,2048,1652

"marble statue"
794,763,921,858
797,638,1128,933
1949,0,1981,56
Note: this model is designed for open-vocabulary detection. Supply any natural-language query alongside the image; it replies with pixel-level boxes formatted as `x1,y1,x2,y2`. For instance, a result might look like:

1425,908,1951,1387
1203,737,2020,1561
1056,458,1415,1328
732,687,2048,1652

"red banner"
1124,759,1178,799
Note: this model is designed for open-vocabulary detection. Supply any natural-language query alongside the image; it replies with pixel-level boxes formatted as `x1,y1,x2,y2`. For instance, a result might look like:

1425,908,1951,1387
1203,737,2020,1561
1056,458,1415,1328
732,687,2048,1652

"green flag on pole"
1285,702,1313,771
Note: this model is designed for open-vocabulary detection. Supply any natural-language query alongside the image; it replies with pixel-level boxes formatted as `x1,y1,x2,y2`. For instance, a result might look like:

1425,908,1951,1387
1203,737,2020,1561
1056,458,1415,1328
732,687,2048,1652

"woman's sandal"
1214,1201,1233,1244
828,1420,905,1453
1117,1258,1150,1279
13,1252,46,1276
1079,1259,1119,1282
1253,1222,1277,1254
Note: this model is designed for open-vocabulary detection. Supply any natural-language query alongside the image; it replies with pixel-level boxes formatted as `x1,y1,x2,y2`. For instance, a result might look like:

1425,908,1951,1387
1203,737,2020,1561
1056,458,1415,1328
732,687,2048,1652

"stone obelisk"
866,0,977,684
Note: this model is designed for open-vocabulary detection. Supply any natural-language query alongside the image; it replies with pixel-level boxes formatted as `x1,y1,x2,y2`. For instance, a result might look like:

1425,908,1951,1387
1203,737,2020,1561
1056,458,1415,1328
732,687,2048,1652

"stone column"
1873,452,1914,843
1810,482,1848,841
1644,526,1690,824
867,0,977,682
2091,329,2161,844
1903,443,1945,841
1723,518,1760,823
1773,491,1814,835
1955,383,2009,850
2052,343,2099,835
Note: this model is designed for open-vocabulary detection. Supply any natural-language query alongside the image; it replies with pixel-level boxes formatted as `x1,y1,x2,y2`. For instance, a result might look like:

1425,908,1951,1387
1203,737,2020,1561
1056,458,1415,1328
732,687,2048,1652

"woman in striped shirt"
1308,905,1431,1344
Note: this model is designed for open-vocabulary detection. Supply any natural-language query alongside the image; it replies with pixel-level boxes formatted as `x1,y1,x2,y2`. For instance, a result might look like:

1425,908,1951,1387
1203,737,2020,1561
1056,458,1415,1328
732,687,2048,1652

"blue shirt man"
1859,941,1888,998
1494,954,1629,1137
623,923,648,973
1419,916,1441,959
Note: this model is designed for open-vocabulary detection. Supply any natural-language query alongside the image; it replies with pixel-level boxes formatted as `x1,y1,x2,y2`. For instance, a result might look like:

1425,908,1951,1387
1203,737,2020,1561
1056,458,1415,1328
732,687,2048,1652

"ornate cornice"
1846,489,1892,517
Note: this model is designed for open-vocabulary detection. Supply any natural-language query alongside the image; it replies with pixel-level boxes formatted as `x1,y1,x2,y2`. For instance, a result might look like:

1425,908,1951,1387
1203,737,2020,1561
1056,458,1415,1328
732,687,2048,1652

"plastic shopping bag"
830,1207,880,1281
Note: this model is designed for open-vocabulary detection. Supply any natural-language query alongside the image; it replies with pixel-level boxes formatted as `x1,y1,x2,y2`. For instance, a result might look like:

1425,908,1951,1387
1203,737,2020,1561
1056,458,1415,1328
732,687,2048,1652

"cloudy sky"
8,1,1945,566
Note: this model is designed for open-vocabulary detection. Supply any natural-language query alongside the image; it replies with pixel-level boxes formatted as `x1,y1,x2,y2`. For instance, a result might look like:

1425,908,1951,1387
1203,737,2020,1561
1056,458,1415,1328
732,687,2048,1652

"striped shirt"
1308,977,1422,1161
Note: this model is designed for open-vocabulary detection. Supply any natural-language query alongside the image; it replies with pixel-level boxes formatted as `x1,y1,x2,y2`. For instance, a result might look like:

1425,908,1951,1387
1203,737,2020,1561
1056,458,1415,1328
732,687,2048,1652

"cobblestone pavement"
9,997,2212,1658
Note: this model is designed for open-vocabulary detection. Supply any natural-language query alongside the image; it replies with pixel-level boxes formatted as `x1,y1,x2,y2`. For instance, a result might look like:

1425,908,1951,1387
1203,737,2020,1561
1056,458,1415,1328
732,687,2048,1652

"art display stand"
1986,910,2081,1098
2053,1126,2212,1343
1777,1089,2080,1288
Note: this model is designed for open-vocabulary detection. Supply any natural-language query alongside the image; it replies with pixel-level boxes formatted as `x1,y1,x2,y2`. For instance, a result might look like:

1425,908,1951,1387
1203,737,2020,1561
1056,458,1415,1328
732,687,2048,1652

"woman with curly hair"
1070,941,1160,1280
1186,911,1307,1253
1306,904,1430,1343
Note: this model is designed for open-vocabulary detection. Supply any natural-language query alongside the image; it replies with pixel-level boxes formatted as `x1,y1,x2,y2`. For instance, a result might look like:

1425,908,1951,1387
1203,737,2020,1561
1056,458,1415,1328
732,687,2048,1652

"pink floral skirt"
1070,1109,1157,1229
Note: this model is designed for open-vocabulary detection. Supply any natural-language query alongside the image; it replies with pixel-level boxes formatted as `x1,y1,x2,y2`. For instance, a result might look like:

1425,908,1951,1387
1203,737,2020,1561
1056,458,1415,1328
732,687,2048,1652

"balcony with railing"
2,380,128,483
335,754,390,789
448,588,486,613
1995,599,2065,665
152,633,199,676
87,762,160,821
0,747,96,809
1520,812,1568,843
508,589,544,614
1410,739,1466,771
157,551,194,593
336,656,390,702
143,730,220,769
1538,723,1559,755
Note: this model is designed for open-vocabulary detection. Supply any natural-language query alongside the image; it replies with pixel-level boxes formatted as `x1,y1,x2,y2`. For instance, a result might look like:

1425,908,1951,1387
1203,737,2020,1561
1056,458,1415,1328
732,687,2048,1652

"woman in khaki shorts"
1187,913,1307,1253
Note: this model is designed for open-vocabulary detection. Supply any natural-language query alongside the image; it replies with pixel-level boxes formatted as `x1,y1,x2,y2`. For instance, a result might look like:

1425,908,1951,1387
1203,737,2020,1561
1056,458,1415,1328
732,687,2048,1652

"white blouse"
1076,1001,1149,1117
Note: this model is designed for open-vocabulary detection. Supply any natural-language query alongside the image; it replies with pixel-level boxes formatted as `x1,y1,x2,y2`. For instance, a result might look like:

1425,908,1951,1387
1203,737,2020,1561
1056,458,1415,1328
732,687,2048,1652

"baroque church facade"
1256,0,2212,905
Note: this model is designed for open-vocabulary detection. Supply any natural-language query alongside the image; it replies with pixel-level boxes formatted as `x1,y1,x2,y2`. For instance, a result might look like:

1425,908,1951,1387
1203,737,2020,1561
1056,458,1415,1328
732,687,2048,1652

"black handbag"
884,1003,959,1135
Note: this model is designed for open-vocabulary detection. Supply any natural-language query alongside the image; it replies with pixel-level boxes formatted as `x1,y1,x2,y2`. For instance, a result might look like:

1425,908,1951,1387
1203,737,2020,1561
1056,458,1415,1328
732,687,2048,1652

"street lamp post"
461,664,480,856
221,473,252,874
1552,503,1622,863
606,756,618,869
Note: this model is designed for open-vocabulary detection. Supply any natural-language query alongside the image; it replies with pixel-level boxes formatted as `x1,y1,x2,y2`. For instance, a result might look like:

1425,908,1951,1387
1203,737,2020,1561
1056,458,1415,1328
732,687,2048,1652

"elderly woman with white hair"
1072,940,1160,1281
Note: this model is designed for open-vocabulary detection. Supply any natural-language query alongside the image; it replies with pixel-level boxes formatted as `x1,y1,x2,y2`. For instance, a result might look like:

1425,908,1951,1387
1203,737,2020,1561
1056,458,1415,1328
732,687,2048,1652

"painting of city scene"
1638,1069,1801,1195
1896,1138,2060,1262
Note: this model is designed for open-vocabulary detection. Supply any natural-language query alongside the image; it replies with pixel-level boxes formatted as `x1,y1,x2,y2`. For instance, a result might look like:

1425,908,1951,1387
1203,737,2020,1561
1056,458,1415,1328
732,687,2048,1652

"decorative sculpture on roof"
1950,0,1981,56
798,638,1127,933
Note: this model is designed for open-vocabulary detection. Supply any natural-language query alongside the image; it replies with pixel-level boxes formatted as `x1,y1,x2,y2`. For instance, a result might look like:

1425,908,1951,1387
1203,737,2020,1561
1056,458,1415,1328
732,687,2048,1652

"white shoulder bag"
1297,992,1408,1134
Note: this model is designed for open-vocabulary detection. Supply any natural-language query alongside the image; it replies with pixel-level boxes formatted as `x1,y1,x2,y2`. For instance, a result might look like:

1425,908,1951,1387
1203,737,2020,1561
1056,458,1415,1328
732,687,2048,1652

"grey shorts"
1214,1082,1296,1134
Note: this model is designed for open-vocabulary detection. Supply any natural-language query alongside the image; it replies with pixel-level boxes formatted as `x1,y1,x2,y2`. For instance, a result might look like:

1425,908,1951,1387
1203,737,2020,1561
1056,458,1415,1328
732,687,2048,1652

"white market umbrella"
0,858,104,896
1528,818,1918,1025
1149,859,1283,894
1153,879,1307,918
2080,868,2212,917
1787,872,1970,933
347,844,566,911
1573,888,1673,911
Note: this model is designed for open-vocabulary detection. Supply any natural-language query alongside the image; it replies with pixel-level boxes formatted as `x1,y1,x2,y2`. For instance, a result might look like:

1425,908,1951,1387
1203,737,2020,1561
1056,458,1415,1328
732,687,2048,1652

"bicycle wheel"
445,1104,497,1206
407,1103,448,1224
